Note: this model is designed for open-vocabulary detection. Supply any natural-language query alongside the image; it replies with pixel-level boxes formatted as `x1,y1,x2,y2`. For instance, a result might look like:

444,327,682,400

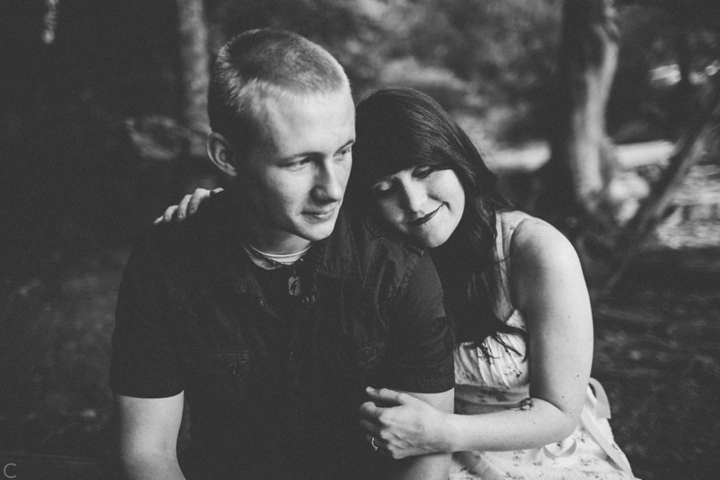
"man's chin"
299,219,338,242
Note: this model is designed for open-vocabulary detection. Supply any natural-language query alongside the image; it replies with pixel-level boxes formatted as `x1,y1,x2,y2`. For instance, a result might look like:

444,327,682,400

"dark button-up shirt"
110,191,454,480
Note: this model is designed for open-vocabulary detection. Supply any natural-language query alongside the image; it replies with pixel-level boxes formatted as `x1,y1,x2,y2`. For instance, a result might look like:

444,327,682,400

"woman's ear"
207,133,238,177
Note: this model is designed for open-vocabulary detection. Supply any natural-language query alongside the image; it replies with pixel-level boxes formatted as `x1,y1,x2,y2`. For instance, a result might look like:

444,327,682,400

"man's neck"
248,233,312,256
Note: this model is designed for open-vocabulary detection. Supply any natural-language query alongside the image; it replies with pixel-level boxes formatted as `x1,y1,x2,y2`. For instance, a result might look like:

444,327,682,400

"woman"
159,87,637,479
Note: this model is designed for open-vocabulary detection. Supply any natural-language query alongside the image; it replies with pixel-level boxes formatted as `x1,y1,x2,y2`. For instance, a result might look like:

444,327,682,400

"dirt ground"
592,160,720,479
1,162,718,479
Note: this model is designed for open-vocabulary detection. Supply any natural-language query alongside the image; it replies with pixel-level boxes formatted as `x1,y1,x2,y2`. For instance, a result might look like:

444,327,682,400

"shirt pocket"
339,338,387,382
206,350,253,408
357,339,387,368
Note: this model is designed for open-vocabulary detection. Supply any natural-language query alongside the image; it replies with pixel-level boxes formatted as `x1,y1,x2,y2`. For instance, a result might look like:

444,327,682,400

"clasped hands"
359,387,449,459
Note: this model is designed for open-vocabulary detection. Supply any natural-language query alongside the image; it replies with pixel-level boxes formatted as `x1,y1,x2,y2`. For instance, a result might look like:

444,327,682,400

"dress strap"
494,211,530,319
499,211,529,261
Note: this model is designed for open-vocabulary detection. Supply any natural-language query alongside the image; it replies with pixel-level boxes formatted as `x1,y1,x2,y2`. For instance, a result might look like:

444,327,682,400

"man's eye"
286,158,311,170
335,146,352,161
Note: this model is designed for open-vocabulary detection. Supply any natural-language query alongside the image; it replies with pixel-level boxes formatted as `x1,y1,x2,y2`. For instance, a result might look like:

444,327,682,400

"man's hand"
360,387,451,460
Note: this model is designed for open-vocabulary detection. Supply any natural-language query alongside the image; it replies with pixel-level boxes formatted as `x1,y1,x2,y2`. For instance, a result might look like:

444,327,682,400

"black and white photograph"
1,1,719,479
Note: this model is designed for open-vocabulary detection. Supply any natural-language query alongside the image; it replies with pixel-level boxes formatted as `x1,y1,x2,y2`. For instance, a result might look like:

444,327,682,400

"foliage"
404,0,561,93
378,0,563,143
1,0,717,280
609,3,720,142
204,0,390,91
618,0,720,31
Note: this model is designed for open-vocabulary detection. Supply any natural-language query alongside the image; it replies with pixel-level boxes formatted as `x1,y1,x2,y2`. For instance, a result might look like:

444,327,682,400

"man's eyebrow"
337,138,355,152
279,139,356,162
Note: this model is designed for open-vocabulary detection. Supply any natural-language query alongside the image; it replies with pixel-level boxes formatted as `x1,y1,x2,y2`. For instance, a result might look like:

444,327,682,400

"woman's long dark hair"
347,86,526,351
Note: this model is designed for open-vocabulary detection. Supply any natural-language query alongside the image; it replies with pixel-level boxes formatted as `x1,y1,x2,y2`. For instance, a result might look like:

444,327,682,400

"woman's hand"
359,387,450,459
153,188,223,224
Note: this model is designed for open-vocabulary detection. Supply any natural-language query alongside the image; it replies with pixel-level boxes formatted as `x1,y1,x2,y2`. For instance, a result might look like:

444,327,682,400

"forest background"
1,0,719,479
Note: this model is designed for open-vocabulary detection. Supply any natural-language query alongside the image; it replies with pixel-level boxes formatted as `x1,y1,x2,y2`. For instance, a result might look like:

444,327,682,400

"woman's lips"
408,205,441,226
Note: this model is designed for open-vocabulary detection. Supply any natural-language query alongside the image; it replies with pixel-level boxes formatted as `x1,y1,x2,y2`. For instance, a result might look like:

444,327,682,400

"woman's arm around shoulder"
154,188,222,224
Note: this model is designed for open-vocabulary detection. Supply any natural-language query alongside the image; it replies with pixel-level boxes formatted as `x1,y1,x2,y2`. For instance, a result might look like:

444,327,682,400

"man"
110,29,454,480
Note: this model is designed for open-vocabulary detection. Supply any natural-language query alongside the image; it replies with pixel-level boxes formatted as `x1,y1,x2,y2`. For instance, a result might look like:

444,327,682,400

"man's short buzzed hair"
208,29,350,162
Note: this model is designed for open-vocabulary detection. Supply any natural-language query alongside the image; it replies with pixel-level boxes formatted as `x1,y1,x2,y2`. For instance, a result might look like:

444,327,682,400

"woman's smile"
375,167,465,248
408,205,442,227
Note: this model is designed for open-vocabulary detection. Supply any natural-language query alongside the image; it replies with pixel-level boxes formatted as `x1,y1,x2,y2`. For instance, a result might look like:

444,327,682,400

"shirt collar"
208,189,361,283
314,208,360,280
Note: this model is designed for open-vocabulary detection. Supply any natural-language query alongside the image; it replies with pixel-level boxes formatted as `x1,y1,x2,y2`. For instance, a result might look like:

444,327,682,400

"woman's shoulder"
499,210,554,233
504,212,588,314
505,211,582,278
504,211,571,251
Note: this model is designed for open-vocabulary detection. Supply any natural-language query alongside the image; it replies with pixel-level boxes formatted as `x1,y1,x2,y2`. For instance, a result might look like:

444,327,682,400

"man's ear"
207,133,238,177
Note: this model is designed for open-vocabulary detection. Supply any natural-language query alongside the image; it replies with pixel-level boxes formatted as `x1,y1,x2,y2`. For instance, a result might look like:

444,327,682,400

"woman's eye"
414,166,435,178
372,181,394,196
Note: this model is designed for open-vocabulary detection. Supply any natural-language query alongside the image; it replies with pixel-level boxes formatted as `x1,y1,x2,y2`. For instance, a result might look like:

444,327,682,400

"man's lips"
304,207,337,219
408,205,441,227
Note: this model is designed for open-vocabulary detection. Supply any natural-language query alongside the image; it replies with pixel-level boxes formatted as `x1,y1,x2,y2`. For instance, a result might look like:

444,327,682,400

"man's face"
240,87,355,253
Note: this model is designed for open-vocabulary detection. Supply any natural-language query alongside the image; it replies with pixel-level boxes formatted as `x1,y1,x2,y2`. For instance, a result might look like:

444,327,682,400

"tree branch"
599,77,720,294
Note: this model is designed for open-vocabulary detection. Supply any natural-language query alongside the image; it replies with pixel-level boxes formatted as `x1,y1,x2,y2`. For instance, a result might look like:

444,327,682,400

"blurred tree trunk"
532,0,720,293
529,0,620,235
668,3,700,133
674,10,693,119
42,0,59,44
177,0,210,158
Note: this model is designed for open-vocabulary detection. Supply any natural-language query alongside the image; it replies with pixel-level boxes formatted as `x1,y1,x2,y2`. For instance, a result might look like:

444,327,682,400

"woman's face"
373,165,465,248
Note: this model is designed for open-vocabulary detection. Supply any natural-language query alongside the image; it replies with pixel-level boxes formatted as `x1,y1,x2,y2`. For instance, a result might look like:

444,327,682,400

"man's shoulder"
325,209,429,281
131,192,240,268
339,209,423,253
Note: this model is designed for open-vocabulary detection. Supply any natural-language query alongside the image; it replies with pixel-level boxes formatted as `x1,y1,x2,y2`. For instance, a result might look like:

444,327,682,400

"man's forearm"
121,454,186,480
388,388,454,480
389,452,452,480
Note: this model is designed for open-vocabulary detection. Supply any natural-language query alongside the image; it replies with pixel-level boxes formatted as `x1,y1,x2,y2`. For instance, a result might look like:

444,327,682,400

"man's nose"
313,162,345,202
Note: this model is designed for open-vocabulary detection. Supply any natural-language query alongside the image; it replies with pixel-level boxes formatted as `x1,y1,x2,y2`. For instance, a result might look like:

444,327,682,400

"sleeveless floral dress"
448,211,638,480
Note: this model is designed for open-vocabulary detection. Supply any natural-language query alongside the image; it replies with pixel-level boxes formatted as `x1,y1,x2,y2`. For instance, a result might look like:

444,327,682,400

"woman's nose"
401,181,427,213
